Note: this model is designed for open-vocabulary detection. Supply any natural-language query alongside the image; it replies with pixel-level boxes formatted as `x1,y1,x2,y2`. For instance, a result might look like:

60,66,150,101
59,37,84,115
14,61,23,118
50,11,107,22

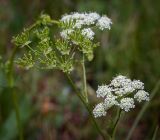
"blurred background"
0,0,160,140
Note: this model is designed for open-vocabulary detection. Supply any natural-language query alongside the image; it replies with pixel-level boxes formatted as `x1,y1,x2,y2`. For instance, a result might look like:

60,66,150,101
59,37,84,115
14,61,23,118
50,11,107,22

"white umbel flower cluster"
96,85,112,98
134,90,149,102
93,103,106,118
93,75,150,118
119,98,135,112
81,28,95,40
96,16,112,30
104,93,118,109
60,12,112,40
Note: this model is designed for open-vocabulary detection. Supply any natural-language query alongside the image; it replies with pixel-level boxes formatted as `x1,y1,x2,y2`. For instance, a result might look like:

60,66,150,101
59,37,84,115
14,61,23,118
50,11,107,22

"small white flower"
132,80,144,90
88,12,100,21
119,98,135,112
110,75,128,87
74,20,84,28
93,103,106,118
134,90,149,102
96,85,112,98
61,12,99,28
114,88,125,96
61,14,72,22
96,16,112,30
110,76,135,96
81,28,95,40
104,93,118,109
83,13,100,25
114,86,135,96
123,85,135,93
60,29,73,39
71,12,85,19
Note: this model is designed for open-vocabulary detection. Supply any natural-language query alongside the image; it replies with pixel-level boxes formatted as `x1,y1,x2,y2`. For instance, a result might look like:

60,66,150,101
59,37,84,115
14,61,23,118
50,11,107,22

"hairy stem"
82,55,88,103
65,73,108,140
110,108,122,140
7,46,24,140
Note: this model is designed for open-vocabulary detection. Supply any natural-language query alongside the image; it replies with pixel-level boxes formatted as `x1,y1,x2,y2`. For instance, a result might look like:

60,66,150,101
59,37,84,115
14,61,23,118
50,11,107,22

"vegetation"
0,0,160,140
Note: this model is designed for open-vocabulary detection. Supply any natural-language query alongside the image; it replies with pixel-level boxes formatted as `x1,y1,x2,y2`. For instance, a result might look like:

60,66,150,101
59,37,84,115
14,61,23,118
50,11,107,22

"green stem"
26,45,37,53
82,55,88,103
7,46,24,140
126,80,160,140
51,20,59,25
65,73,108,140
151,125,159,140
110,108,122,140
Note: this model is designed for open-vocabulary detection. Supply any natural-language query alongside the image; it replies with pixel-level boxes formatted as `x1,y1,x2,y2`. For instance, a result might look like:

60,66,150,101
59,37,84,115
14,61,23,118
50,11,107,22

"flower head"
132,80,144,90
119,98,135,112
104,93,118,109
60,12,112,38
81,28,95,40
61,12,102,29
134,90,149,102
96,16,112,30
93,103,106,118
96,85,112,98
93,75,150,118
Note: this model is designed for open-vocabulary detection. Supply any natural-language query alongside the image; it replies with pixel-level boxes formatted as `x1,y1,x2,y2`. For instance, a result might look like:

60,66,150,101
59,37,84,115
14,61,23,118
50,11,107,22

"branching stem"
65,73,108,140
110,108,122,140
